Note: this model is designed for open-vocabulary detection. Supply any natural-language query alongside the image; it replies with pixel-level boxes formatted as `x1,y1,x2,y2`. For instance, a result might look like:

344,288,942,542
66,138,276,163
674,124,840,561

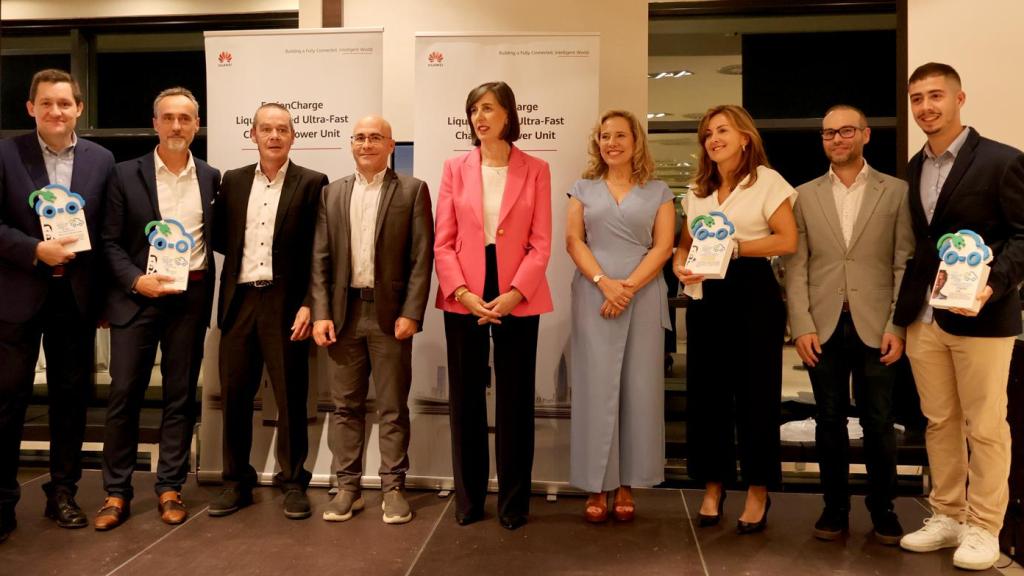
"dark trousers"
807,312,898,514
219,285,311,492
444,244,539,520
0,278,93,507
686,257,785,487
327,296,411,492
102,276,209,500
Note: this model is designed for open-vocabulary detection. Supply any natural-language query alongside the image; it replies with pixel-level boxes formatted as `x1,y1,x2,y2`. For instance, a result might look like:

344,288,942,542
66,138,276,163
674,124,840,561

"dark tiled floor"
409,489,703,576
0,470,1014,575
683,490,1002,576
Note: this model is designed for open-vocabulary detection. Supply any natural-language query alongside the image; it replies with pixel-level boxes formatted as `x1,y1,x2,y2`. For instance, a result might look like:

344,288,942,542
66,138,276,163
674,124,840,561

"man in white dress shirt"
208,103,328,520
784,104,914,545
310,116,433,524
98,87,221,530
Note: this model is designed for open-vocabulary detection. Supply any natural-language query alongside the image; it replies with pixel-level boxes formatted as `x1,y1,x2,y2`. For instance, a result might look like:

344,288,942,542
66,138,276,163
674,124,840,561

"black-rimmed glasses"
821,126,863,140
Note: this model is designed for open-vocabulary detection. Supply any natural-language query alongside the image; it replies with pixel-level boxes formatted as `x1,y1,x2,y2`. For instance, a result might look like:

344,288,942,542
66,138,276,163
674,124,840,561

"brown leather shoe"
158,491,188,525
94,497,130,531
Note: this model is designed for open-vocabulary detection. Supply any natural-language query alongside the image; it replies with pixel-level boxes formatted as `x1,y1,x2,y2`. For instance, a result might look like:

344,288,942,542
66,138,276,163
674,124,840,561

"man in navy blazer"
0,69,115,541
95,87,220,531
895,63,1024,571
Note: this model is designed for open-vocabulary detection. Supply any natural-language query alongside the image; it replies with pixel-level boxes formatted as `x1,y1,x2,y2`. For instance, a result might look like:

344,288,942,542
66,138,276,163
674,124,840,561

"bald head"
354,115,393,139
351,115,395,179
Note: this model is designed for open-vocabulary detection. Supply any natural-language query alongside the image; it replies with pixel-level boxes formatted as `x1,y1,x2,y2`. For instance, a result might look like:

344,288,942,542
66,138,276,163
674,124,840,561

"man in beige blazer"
310,116,433,525
784,104,914,545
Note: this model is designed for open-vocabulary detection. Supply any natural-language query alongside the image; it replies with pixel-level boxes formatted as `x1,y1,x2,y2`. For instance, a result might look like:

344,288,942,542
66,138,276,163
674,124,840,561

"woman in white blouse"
674,104,797,534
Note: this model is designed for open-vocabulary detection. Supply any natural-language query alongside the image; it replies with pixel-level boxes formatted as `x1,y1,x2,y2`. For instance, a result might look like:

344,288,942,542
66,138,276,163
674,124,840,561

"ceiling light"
648,70,694,79
647,112,670,119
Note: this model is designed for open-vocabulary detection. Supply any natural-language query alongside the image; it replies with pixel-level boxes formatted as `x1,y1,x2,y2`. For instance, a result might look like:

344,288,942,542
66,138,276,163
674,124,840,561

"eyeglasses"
351,134,388,145
821,126,863,140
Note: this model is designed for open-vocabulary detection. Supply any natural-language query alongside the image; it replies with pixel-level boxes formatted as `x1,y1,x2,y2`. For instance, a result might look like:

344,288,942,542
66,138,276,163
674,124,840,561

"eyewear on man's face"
820,126,863,140
351,134,388,145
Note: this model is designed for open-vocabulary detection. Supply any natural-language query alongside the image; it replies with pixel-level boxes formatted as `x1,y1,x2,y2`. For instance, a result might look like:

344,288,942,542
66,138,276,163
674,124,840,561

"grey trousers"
327,297,412,492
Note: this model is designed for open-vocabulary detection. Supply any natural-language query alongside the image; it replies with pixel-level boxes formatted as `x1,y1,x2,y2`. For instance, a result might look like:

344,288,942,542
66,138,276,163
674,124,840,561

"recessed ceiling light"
646,112,671,119
648,70,694,79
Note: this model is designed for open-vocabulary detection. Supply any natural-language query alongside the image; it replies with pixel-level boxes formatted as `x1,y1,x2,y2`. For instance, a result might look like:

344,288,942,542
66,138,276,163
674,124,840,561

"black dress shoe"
208,487,253,517
45,492,88,529
871,510,904,546
737,497,771,535
0,507,15,543
283,490,311,520
697,492,726,527
499,515,528,530
812,507,849,541
456,510,483,526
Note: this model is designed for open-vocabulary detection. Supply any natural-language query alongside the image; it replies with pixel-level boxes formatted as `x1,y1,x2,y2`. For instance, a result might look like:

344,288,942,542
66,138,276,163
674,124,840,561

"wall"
907,0,1024,155
4,0,646,142
0,0,298,19
342,0,647,140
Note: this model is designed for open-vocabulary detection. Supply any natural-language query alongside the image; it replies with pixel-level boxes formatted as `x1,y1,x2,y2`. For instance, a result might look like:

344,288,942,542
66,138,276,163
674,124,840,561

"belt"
51,265,66,278
240,279,274,289
189,270,206,282
349,287,374,302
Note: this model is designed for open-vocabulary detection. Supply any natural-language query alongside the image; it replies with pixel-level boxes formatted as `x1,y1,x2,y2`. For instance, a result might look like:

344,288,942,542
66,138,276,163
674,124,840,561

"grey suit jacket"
784,166,914,347
309,169,434,334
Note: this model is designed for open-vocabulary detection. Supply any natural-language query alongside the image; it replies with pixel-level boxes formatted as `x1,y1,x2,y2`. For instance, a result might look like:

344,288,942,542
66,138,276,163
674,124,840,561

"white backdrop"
199,28,383,485
408,33,599,488
204,27,384,181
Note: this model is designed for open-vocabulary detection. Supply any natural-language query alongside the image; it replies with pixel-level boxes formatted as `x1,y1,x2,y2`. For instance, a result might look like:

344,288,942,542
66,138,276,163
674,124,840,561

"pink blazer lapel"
499,146,527,225
462,148,484,229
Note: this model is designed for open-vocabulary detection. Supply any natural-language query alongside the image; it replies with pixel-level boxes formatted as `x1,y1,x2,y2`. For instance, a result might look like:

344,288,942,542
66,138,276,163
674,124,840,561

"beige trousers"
907,320,1014,535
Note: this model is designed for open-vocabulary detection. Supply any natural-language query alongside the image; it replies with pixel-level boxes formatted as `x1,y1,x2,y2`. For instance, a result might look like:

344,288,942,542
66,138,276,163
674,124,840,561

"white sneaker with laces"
953,525,1000,571
899,513,965,552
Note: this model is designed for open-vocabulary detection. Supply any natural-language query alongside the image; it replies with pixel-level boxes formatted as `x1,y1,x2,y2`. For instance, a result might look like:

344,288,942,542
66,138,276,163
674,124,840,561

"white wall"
342,0,647,140
0,0,298,19
908,0,1024,155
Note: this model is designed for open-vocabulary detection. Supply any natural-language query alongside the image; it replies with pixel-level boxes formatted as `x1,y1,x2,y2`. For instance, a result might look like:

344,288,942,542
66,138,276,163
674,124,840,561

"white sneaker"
899,514,965,552
953,525,1000,571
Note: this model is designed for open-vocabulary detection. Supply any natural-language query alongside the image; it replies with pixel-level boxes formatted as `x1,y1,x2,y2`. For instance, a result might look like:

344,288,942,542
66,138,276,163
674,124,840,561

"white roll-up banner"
199,28,383,485
410,33,599,489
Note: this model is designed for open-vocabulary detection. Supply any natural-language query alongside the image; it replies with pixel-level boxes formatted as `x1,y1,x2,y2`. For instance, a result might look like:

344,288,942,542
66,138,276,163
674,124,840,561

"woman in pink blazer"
434,81,552,530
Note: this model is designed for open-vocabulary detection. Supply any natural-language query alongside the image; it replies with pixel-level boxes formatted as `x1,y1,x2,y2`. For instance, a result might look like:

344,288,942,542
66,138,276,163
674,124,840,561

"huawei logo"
428,51,444,66
218,51,233,65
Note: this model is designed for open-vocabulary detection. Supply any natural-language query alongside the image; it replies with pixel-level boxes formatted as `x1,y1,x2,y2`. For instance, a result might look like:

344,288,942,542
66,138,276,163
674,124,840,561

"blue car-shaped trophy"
29,183,91,251
145,219,196,291
930,229,992,312
685,211,736,279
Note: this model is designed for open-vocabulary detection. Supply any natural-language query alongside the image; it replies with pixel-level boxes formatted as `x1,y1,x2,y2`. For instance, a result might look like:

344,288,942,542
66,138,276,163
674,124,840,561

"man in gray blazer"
310,116,433,525
784,104,914,545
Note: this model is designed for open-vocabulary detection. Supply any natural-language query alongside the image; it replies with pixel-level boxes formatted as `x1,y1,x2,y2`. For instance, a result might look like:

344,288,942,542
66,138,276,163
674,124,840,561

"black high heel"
737,496,771,535
697,491,726,527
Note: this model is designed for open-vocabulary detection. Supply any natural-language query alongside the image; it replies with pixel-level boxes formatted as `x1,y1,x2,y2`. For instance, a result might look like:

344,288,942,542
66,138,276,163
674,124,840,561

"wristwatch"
592,273,606,284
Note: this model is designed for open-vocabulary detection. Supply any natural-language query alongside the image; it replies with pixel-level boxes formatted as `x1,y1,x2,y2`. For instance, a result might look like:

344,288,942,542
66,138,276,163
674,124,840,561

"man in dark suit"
96,87,220,531
894,63,1024,571
0,69,115,541
311,115,433,525
207,103,327,520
